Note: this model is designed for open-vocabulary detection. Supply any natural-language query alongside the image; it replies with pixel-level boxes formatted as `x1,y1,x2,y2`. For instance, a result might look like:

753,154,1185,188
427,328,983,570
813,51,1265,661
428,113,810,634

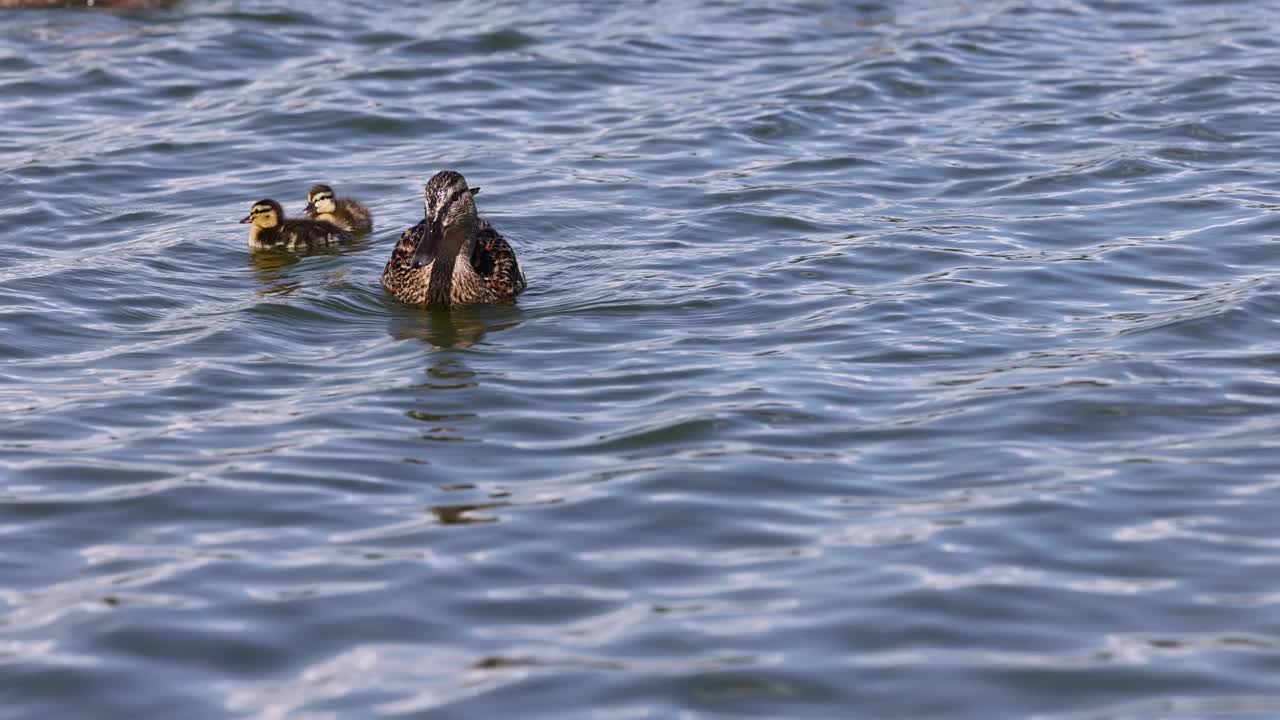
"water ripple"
3,0,1280,717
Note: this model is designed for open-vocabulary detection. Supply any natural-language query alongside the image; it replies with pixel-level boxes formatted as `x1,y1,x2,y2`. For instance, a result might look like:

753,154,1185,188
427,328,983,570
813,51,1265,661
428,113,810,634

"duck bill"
239,214,253,224
410,221,443,269
303,202,317,215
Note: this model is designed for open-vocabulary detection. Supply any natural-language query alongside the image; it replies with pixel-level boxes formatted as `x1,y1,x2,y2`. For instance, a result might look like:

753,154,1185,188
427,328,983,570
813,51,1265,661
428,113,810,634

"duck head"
412,170,481,269
240,199,283,229
304,184,336,216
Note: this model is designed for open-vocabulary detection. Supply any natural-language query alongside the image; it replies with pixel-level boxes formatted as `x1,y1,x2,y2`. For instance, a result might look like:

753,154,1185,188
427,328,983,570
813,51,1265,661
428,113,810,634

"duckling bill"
303,184,373,234
381,170,526,306
240,199,352,250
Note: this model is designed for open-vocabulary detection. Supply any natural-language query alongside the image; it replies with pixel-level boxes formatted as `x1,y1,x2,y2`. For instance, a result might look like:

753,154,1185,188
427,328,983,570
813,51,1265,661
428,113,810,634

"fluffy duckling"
303,184,373,235
240,199,352,250
381,170,526,306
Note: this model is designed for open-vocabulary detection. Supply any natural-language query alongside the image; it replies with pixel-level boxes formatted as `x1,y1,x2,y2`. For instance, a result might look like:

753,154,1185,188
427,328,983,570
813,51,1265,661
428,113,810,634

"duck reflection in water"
387,304,520,351
402,354,479,445
245,252,305,297
394,309,517,448
430,501,506,525
244,237,370,297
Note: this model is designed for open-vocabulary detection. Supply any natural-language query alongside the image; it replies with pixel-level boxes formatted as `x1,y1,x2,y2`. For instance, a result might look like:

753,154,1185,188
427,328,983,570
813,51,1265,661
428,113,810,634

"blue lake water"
3,1,1280,717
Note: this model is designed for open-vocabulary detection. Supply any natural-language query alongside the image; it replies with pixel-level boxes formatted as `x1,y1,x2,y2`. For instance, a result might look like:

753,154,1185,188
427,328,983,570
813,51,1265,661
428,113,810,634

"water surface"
3,1,1280,717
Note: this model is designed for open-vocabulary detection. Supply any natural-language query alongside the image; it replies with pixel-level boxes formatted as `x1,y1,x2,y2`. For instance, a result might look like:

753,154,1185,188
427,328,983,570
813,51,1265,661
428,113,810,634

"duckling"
303,184,373,234
239,199,352,250
381,170,526,306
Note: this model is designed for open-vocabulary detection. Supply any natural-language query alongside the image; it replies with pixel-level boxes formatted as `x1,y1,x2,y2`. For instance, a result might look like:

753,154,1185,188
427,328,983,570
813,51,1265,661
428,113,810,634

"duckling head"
240,199,283,229
304,184,336,216
413,170,482,268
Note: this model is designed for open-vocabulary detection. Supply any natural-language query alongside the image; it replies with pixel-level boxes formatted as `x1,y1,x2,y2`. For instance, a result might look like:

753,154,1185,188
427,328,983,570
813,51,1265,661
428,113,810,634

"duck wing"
469,222,526,300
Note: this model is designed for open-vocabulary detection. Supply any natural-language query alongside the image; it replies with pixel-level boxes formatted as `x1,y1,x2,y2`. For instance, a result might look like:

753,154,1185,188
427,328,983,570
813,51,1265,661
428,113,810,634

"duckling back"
330,198,373,234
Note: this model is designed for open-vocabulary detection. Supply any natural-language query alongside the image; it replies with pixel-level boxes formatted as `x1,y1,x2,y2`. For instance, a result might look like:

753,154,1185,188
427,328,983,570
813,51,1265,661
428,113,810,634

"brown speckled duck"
303,184,372,235
240,199,351,251
381,170,526,306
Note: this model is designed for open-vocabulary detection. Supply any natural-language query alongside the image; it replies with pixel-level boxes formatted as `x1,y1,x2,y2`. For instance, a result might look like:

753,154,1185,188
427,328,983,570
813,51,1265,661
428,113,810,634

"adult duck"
381,170,526,306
